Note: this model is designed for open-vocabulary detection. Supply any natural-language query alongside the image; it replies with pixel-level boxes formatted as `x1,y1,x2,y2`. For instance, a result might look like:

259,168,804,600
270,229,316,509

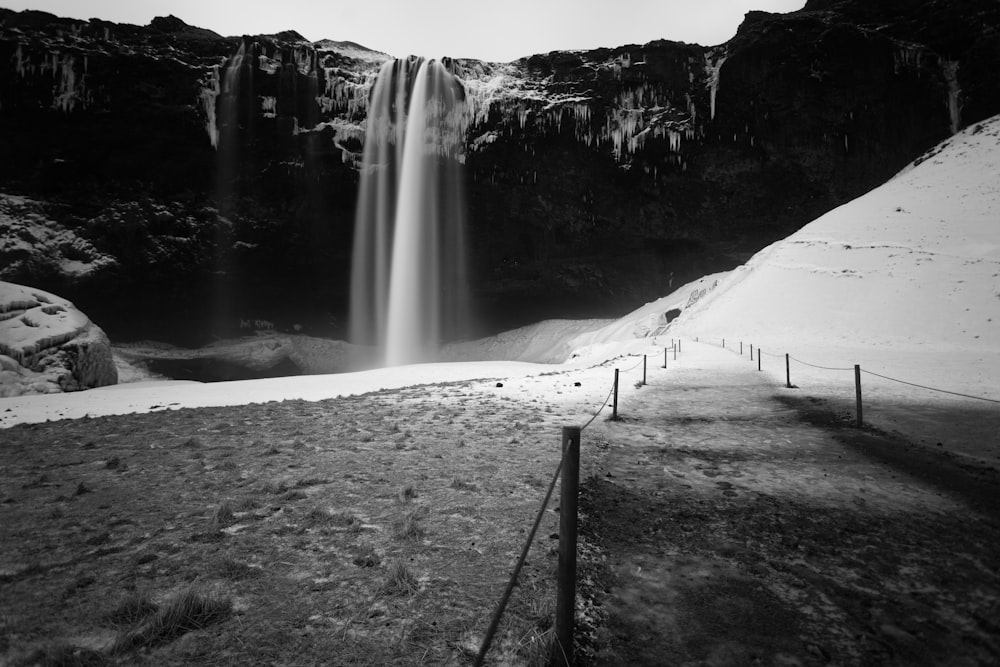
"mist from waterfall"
349,57,469,366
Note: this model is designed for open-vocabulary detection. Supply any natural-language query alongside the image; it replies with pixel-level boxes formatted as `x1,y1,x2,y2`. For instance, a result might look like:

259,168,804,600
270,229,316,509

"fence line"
713,337,1000,410
581,380,618,431
860,368,1000,404
473,443,567,667
787,355,855,372
476,341,682,665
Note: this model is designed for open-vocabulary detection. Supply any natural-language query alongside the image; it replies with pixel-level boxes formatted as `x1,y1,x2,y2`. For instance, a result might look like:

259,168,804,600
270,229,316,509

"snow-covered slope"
568,115,1000,394
441,319,611,364
675,117,1000,351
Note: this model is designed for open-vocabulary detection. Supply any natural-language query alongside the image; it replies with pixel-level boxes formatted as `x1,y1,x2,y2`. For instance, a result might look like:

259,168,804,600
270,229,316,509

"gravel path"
577,343,1000,666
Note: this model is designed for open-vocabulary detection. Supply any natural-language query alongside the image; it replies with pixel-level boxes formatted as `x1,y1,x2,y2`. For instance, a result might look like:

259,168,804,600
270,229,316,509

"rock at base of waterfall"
0,281,118,397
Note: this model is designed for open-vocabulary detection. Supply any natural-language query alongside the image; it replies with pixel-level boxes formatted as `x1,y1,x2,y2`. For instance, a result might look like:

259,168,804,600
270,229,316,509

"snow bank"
671,115,999,359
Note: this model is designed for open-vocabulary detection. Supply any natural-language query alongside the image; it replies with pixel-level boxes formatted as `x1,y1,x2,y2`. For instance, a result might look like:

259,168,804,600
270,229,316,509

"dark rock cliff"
1,1,997,344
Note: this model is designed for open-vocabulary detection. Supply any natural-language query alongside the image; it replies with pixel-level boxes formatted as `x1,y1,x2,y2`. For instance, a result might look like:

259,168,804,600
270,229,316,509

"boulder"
0,282,118,396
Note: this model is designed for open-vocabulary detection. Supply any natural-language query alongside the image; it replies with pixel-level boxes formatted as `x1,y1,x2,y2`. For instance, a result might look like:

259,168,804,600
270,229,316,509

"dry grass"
11,643,109,667
1,384,568,665
103,590,158,627
450,476,479,492
112,589,231,652
208,500,236,530
391,507,426,540
380,560,418,595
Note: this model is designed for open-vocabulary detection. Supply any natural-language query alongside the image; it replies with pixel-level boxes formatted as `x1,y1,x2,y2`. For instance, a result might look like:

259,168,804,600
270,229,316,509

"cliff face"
1,1,997,342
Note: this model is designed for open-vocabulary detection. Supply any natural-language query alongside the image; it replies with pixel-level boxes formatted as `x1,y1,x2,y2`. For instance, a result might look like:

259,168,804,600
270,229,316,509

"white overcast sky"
3,1,805,61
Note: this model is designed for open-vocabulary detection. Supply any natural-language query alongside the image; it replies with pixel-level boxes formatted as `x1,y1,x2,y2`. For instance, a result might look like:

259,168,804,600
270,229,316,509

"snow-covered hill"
580,114,1000,398
674,116,1000,353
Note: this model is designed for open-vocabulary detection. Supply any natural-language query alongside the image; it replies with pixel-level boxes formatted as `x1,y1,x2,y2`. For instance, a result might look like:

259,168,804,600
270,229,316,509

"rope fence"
474,341,682,666
701,337,1000,429
859,368,1000,404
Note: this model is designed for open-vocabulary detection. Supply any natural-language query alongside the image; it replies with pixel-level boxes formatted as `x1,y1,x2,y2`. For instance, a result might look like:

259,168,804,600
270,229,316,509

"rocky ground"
1,344,998,665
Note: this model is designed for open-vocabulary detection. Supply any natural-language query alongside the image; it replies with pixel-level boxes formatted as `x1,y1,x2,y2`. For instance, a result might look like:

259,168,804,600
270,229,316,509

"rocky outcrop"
1,1,998,342
0,281,118,395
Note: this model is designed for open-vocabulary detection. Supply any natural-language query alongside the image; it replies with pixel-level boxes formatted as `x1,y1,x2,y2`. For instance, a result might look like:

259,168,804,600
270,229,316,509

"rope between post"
473,445,566,666
581,380,617,431
859,369,1000,404
621,356,645,373
788,355,855,372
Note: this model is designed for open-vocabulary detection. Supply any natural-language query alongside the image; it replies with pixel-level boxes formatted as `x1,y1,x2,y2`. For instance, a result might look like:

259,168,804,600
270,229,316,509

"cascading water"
349,57,469,366
211,42,251,337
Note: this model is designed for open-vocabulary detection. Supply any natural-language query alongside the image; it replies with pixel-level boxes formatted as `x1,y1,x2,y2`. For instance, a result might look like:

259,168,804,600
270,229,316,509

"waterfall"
349,57,469,366
210,42,251,337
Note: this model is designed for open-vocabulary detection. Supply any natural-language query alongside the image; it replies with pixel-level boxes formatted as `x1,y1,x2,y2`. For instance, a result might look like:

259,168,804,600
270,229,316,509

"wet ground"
575,347,1000,665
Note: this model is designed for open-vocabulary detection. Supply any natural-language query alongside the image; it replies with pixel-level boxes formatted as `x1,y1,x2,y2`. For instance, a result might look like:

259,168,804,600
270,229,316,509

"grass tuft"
113,588,231,652
214,557,261,581
352,544,381,568
208,500,236,530
396,485,418,503
302,507,334,527
450,477,479,492
380,560,418,595
259,480,290,495
333,512,365,532
391,508,426,541
103,590,158,627
294,476,328,488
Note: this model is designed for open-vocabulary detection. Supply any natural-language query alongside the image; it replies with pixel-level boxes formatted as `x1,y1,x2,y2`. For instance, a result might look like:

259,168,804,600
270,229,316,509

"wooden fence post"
758,349,762,372
664,347,668,369
786,353,792,388
740,341,743,355
855,365,863,428
643,355,647,386
555,426,580,667
750,344,754,361
612,369,619,420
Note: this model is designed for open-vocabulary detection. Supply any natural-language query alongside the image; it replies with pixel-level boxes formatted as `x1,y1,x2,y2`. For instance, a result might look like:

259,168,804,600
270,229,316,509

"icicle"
200,62,222,148
704,50,728,121
15,44,26,77
893,42,923,74
261,96,277,118
52,54,85,112
942,59,961,134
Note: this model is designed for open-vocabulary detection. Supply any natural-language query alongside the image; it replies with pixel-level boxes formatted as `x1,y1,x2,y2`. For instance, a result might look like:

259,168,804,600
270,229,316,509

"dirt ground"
1,344,999,665
0,381,574,666
575,351,1000,666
